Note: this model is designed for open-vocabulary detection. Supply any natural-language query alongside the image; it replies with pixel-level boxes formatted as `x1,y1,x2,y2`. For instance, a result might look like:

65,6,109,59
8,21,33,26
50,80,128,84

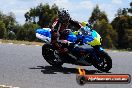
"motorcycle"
35,26,112,72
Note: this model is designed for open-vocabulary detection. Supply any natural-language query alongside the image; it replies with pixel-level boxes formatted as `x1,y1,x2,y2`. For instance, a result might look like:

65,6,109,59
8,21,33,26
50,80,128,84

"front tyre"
92,51,112,72
42,44,63,67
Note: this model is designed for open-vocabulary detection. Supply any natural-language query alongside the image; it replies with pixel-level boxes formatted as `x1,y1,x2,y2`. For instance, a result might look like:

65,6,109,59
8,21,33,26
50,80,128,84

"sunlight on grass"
0,39,43,46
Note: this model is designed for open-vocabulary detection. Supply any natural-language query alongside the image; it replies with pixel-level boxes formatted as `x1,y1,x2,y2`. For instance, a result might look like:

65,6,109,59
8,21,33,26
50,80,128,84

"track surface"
0,44,132,88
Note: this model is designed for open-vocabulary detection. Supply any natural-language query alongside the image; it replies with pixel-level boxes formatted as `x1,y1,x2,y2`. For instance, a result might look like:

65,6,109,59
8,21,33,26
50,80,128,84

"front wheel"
42,44,63,67
92,51,112,72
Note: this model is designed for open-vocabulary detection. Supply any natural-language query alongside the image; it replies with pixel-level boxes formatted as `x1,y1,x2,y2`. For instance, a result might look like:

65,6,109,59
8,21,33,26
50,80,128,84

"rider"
51,9,82,54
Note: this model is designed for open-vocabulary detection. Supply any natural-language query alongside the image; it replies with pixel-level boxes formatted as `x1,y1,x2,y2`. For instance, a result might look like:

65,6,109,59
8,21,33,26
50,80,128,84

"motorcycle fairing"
87,30,101,46
67,32,77,42
35,28,101,47
36,28,51,42
71,45,94,58
72,45,104,63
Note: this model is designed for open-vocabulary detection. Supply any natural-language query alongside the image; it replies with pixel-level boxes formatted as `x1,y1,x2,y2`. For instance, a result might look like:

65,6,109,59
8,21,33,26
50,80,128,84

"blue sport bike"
36,26,112,72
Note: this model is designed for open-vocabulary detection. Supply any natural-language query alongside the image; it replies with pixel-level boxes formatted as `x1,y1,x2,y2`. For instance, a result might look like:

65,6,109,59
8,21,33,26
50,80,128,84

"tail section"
36,28,51,42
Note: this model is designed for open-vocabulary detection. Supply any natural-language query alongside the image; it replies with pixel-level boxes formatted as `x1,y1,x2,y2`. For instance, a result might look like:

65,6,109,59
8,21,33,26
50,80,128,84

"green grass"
0,39,43,46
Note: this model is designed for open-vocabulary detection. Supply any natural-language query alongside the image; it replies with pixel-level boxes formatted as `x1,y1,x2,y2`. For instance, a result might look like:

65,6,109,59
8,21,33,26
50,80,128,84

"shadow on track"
29,65,103,74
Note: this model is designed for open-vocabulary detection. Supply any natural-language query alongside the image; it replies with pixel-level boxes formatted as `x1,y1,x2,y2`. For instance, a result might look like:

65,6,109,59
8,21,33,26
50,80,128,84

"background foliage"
0,2,131,50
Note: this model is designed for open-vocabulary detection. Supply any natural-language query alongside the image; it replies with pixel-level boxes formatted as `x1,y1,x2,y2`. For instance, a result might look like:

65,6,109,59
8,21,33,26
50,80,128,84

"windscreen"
79,26,91,36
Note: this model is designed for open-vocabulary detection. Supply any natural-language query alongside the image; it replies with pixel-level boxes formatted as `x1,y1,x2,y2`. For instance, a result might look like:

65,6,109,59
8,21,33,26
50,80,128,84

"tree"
0,20,6,39
16,22,39,41
128,2,132,14
115,8,128,17
25,3,59,27
111,15,132,49
0,12,17,39
95,19,117,48
89,5,117,48
89,5,108,23
111,2,132,49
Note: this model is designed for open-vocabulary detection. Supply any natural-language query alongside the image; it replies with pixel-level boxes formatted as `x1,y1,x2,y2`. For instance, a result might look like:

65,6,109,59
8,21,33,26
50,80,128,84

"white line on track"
0,85,20,88
8,43,13,44
129,52,132,53
112,51,118,52
35,45,41,46
20,44,26,45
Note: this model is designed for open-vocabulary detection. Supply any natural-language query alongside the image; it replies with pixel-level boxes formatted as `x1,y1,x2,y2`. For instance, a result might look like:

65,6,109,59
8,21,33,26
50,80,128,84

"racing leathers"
51,18,82,54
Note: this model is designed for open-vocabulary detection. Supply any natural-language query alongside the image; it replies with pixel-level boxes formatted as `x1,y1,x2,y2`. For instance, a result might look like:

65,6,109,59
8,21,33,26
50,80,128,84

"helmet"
58,9,70,22
81,21,88,27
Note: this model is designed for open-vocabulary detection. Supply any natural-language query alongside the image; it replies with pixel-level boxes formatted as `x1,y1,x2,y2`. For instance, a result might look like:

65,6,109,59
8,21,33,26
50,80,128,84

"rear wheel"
42,44,63,67
92,51,112,72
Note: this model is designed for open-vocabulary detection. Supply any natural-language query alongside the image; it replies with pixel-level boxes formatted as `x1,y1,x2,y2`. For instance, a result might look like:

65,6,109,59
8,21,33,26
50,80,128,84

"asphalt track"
0,43,132,88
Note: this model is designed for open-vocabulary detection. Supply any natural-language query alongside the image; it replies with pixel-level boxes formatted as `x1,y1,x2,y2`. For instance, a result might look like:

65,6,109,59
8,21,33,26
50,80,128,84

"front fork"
92,45,104,63
93,45,104,51
99,47,104,51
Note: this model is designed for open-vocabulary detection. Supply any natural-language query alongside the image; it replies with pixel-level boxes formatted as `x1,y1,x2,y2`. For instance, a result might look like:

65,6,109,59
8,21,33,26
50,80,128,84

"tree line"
0,12,39,41
0,2,132,50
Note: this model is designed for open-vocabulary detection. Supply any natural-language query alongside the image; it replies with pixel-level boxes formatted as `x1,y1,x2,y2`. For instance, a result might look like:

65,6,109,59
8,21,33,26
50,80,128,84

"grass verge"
0,39,43,46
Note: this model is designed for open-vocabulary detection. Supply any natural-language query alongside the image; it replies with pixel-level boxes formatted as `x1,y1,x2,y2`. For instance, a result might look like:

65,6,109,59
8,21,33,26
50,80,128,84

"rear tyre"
92,51,112,72
42,44,63,67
